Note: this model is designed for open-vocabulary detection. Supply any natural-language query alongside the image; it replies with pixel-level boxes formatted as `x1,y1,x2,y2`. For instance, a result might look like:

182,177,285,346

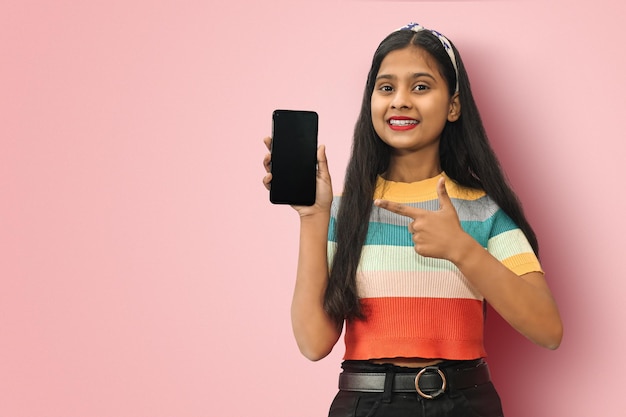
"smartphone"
269,109,318,206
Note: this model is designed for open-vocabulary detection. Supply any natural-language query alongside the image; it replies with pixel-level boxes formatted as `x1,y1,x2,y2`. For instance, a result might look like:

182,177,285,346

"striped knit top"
328,173,542,360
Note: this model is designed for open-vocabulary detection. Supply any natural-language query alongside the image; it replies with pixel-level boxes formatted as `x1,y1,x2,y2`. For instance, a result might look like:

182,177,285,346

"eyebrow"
375,72,436,81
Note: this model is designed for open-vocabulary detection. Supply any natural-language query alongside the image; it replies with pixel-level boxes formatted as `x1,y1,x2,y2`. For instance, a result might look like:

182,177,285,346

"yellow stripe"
502,253,544,276
374,174,485,203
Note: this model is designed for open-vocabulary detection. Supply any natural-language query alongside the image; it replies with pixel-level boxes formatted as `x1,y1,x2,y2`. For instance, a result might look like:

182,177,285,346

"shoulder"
330,194,343,218
446,179,501,222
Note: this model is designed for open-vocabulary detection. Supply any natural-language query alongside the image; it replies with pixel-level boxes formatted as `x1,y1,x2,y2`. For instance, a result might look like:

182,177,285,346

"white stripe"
356,269,483,300
359,245,454,272
328,243,484,300
488,229,534,261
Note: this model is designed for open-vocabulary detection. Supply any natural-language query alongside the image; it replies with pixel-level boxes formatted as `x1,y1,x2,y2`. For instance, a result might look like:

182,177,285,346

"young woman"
262,22,562,417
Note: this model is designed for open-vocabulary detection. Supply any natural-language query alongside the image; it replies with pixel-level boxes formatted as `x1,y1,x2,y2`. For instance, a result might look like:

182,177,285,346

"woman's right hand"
262,136,333,217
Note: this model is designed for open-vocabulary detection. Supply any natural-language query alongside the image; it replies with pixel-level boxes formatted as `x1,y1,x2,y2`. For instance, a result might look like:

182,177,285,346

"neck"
383,153,441,183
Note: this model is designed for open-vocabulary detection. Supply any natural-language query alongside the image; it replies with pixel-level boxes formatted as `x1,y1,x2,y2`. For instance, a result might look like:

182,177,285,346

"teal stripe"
365,222,413,246
329,217,337,242
328,205,519,247
488,210,519,236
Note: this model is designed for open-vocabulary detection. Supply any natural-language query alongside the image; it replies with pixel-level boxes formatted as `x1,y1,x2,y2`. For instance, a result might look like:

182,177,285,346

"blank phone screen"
270,110,318,206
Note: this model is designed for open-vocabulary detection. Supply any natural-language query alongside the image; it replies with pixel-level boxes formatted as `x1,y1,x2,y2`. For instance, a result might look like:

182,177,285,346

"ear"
447,92,461,122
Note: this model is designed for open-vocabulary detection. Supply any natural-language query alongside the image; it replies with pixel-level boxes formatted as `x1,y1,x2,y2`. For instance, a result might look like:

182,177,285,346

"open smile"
388,116,419,131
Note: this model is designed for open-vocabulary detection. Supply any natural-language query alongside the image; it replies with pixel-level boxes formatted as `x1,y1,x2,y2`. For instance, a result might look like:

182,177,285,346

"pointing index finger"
374,199,420,219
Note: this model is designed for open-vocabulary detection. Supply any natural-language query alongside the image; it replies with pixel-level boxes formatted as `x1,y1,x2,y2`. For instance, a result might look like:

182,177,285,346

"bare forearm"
291,213,342,361
452,235,563,349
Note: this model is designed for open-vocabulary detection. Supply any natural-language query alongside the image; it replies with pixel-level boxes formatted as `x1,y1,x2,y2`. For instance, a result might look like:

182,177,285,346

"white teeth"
389,119,418,126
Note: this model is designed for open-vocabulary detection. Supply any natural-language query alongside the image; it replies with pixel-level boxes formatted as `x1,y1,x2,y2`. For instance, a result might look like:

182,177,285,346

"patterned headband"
397,22,459,93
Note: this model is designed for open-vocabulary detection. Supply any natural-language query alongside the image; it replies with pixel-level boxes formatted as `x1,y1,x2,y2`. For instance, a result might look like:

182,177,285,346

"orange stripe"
344,297,486,360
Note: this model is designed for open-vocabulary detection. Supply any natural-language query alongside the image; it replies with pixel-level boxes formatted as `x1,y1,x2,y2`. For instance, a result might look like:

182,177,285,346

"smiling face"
371,46,460,164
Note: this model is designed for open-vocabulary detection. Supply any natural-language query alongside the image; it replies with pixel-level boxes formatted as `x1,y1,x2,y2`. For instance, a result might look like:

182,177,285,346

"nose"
390,89,412,109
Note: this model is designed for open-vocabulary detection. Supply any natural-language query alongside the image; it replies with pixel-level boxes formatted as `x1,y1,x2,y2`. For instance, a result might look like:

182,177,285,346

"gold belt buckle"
415,366,447,399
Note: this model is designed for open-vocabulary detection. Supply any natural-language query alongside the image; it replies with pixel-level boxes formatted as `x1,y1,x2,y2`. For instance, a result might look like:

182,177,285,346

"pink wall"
2,0,624,416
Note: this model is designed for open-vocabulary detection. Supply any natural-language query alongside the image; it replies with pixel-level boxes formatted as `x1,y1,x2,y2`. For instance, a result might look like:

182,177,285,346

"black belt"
338,360,491,399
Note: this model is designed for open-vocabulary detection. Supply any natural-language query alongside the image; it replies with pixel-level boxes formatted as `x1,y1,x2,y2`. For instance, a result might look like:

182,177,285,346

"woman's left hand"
374,177,470,262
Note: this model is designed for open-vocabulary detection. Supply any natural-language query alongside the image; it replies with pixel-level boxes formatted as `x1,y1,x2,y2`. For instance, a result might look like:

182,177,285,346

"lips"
387,116,419,131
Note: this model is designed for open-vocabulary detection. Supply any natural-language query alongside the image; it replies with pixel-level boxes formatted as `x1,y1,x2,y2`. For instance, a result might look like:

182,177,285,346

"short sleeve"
487,209,543,276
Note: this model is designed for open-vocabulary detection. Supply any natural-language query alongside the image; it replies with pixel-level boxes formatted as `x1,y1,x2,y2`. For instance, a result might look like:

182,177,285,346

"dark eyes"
376,84,429,93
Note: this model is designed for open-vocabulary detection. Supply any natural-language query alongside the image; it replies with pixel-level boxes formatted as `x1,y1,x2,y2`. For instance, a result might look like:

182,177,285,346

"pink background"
2,0,625,416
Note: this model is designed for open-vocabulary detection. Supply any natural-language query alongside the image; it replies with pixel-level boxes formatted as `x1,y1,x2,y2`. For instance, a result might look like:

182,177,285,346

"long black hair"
324,28,539,326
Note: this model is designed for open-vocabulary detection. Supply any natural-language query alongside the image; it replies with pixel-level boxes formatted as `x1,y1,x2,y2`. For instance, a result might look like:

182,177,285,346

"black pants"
328,360,504,417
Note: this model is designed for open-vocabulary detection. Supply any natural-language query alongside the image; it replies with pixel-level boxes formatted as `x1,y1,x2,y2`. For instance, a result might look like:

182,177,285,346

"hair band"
397,22,459,93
